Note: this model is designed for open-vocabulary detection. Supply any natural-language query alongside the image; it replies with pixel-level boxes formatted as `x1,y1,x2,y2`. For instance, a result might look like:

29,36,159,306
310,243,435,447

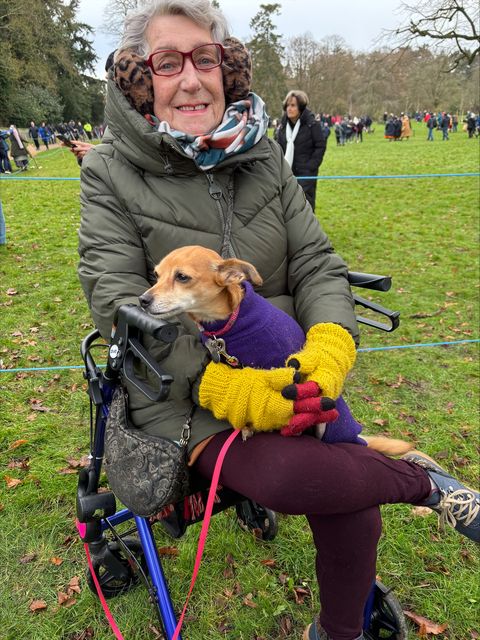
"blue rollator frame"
76,273,407,640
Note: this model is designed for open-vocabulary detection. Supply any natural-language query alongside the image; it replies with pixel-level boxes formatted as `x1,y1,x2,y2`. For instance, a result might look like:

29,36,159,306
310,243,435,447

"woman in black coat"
276,90,327,212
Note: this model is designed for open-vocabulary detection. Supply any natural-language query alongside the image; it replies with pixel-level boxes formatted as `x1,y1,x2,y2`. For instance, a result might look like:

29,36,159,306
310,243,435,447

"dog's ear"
215,259,263,287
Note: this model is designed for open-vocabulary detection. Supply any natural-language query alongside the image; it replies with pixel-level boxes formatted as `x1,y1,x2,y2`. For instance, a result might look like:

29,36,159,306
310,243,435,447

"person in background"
77,2,480,639
83,122,93,140
28,121,40,150
400,113,412,140
440,112,449,140
426,113,436,141
0,130,13,174
9,125,30,170
0,200,6,246
38,122,50,149
276,89,327,212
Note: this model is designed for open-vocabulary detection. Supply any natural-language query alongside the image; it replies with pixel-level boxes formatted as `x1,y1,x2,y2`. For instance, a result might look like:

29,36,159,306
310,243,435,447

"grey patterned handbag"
104,386,191,517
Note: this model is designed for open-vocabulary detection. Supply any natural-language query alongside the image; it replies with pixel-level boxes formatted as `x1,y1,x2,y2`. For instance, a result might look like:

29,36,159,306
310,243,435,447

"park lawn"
0,123,479,639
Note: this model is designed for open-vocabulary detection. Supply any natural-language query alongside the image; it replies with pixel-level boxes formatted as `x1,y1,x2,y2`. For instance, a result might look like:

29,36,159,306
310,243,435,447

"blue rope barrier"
297,172,480,180
1,172,479,182
1,339,477,374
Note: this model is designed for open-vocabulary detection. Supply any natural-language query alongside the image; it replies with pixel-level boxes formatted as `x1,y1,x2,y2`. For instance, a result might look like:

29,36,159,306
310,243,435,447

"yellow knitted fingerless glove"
286,323,356,399
198,361,297,431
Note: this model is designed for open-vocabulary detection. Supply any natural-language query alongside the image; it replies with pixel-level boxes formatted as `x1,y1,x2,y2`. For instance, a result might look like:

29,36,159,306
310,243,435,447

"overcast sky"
77,0,405,79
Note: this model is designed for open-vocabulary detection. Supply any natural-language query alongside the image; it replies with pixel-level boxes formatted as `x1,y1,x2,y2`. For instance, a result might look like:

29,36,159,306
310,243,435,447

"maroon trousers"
193,430,431,640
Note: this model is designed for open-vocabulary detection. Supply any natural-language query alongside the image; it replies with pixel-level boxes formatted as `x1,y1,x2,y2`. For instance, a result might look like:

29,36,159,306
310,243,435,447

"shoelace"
436,488,480,530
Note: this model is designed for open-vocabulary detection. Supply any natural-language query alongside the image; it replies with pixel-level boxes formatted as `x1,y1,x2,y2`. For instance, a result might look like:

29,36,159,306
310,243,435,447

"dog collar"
200,305,240,338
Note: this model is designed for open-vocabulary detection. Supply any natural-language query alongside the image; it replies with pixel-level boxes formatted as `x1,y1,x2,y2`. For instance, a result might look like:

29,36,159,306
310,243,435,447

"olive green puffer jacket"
78,79,358,453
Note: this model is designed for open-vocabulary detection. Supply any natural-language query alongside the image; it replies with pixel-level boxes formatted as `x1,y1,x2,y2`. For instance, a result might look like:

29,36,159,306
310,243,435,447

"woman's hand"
286,323,357,399
198,362,331,432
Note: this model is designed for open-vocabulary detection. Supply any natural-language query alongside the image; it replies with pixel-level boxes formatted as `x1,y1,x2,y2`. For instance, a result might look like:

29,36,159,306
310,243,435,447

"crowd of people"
0,120,106,173
382,110,480,141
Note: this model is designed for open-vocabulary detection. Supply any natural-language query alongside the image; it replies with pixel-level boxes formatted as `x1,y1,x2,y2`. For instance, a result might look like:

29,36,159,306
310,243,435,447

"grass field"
0,122,479,639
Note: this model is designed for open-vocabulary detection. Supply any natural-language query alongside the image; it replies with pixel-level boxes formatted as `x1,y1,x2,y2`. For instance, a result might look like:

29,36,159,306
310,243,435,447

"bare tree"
391,0,479,68
101,0,144,42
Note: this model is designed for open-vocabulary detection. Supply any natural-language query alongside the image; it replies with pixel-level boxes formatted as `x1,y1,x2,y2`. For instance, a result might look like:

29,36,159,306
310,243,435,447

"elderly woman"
78,2,479,639
275,90,327,212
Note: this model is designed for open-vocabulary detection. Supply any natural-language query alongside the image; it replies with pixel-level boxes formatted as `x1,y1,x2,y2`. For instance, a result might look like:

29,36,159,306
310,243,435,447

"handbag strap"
172,428,240,640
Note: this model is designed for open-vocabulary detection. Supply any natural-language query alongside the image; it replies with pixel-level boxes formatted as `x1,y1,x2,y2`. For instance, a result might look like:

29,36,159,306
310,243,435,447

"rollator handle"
106,304,179,401
119,304,178,343
348,271,392,292
353,294,400,332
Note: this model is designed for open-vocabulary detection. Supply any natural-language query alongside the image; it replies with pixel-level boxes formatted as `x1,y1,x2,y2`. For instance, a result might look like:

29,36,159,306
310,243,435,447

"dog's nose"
139,292,153,308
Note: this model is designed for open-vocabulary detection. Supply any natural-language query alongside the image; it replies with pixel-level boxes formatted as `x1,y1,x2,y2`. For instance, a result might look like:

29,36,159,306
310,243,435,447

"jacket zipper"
205,172,236,258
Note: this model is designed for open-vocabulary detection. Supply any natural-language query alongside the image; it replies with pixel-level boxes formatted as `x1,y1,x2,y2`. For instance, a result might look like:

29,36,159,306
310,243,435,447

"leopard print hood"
113,37,252,118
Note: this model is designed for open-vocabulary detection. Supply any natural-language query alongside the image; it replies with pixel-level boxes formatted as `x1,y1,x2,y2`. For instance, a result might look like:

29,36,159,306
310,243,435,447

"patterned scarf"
155,93,269,170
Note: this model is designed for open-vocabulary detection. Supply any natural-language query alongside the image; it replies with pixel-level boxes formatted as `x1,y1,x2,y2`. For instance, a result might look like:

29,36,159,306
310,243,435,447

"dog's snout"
139,292,153,308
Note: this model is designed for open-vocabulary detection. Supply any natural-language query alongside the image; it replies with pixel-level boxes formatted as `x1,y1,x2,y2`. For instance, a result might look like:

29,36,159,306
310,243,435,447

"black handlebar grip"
119,305,178,343
348,271,392,292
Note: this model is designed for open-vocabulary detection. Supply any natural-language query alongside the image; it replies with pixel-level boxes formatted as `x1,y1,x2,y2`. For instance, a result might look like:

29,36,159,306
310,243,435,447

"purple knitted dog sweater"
200,282,365,445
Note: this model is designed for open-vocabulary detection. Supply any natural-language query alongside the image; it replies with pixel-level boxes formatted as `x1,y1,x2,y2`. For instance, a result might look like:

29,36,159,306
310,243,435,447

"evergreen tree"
247,4,287,118
0,0,101,125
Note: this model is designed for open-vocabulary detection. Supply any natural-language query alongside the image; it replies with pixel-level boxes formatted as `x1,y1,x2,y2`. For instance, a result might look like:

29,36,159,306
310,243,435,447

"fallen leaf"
9,439,28,450
293,585,311,605
29,599,47,613
7,457,30,470
50,556,64,566
260,558,276,567
373,418,388,427
19,553,37,564
29,398,51,412
243,593,258,608
157,546,179,556
58,591,77,607
4,476,22,489
148,624,165,639
6,288,18,296
404,610,448,634
67,576,81,595
279,615,293,637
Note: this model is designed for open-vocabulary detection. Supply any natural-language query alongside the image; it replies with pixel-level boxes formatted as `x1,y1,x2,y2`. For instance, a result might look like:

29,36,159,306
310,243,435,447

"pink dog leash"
172,428,240,640
76,520,125,640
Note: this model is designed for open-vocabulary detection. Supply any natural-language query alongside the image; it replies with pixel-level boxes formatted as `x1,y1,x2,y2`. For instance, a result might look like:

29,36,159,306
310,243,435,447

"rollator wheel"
235,500,278,541
364,580,408,640
86,537,147,599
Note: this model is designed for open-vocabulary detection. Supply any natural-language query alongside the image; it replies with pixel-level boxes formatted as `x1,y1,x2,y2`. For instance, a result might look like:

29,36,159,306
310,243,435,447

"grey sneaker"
303,620,364,640
403,451,480,543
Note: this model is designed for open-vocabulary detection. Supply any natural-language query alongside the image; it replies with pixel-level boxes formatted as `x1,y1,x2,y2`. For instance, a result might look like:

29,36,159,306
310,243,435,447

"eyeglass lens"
151,44,222,76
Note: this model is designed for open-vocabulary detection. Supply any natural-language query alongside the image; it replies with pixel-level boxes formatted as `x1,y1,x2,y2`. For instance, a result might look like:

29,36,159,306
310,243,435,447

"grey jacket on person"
78,79,358,453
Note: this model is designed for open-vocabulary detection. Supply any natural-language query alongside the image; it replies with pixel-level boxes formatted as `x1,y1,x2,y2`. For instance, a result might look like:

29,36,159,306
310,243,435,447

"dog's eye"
175,272,191,283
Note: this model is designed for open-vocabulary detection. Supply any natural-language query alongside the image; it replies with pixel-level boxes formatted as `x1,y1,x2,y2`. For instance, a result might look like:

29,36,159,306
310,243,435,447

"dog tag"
205,337,223,363
204,337,240,367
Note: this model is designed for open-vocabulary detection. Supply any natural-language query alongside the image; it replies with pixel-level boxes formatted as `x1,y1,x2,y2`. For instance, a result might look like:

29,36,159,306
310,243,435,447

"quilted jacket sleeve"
78,149,149,339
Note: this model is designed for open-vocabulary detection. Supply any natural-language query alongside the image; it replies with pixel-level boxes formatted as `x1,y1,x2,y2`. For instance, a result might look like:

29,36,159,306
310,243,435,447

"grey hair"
117,0,230,58
283,90,309,112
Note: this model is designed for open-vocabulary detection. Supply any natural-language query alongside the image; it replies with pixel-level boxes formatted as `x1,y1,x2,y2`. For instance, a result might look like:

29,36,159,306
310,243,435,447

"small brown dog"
139,245,413,456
